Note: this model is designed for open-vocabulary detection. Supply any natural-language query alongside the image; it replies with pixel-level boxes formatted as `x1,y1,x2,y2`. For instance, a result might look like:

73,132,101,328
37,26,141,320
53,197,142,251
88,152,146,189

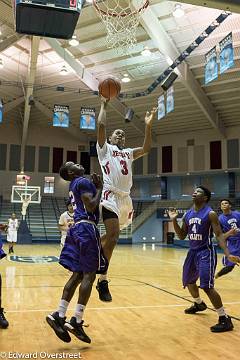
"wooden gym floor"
0,244,240,359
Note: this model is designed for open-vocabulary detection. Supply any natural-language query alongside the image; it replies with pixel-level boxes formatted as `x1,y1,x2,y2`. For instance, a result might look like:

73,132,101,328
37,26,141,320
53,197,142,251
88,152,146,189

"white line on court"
134,254,181,265
6,301,240,313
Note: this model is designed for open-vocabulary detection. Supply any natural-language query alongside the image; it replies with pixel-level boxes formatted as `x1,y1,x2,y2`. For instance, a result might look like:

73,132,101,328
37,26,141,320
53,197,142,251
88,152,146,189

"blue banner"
80,107,96,130
53,104,69,128
219,32,234,74
166,87,174,114
158,95,165,120
0,99,3,123
205,46,218,84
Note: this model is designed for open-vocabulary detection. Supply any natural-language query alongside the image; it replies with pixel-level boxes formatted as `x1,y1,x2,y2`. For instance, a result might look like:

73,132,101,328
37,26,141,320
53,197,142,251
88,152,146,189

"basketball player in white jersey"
7,213,18,254
58,201,74,248
96,98,157,301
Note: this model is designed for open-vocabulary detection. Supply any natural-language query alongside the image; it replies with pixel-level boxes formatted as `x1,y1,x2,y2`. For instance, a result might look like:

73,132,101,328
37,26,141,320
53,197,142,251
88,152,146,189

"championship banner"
157,95,165,120
53,104,69,128
219,32,234,74
80,107,96,130
205,46,218,85
0,99,3,123
166,87,174,114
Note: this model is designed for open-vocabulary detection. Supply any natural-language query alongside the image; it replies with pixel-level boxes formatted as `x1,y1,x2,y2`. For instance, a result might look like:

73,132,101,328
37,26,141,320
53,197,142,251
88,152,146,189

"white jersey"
8,219,18,232
59,211,74,236
97,142,133,194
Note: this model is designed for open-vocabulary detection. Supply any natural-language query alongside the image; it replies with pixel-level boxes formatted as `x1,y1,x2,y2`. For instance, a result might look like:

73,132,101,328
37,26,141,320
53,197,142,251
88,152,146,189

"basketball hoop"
93,0,149,54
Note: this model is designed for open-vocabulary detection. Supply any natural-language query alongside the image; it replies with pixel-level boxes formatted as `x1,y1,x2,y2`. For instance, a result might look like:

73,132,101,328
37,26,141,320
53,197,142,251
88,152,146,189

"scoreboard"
15,0,83,39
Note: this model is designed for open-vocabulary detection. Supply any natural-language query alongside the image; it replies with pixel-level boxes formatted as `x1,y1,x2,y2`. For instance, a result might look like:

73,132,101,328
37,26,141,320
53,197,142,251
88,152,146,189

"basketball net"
93,0,149,55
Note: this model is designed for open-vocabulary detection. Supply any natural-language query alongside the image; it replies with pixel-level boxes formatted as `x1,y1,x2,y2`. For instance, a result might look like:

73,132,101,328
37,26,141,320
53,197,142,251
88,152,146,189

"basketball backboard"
11,185,41,204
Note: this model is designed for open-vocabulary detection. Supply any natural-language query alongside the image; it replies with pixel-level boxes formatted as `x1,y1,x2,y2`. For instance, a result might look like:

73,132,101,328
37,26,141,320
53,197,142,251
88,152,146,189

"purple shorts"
182,246,217,289
59,222,108,274
222,239,240,267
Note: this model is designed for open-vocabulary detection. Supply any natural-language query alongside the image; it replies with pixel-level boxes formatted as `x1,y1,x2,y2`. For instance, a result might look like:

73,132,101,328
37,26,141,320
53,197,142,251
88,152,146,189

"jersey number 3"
103,160,129,175
120,160,128,175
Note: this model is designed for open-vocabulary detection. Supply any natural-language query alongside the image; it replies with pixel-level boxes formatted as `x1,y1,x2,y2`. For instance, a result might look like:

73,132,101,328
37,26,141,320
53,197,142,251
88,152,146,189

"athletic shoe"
210,316,234,332
96,280,112,302
0,308,9,329
46,312,71,343
184,301,207,314
64,317,91,343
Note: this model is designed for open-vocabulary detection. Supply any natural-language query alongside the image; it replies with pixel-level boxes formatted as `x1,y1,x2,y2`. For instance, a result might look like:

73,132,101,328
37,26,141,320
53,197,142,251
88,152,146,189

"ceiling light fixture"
69,35,79,47
141,46,151,57
122,74,131,83
0,58,4,69
173,3,185,18
60,65,68,76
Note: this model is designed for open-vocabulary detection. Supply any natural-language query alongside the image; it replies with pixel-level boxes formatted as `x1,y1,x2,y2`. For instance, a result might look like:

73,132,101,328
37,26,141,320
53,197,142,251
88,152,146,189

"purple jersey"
0,232,6,260
184,205,212,250
219,211,240,242
69,177,99,224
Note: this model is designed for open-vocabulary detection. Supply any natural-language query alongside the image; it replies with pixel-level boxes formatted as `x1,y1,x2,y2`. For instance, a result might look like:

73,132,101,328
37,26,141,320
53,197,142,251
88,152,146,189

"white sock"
216,306,227,317
193,297,203,305
74,304,85,323
58,299,69,318
99,274,108,282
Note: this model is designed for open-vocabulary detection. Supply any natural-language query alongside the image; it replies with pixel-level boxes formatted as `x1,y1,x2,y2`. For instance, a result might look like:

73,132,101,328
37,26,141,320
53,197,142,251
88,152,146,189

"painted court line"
6,301,240,314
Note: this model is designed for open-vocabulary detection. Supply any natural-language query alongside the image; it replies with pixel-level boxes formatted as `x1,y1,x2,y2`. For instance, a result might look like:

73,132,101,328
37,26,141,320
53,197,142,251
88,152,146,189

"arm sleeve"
96,141,108,161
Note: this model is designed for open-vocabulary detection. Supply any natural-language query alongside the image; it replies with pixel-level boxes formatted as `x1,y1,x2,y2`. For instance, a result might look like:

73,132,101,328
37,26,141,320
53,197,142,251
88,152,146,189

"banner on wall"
157,94,165,120
80,107,96,130
53,104,69,128
219,32,234,74
0,99,3,123
166,87,174,114
205,46,218,85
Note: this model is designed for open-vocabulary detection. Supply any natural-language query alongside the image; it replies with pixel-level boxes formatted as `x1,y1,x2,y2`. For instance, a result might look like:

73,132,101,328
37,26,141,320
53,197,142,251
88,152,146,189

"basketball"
98,77,121,99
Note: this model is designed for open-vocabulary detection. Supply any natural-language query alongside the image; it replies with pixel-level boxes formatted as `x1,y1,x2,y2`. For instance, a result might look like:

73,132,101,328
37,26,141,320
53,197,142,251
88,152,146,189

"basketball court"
1,0,240,358
0,244,239,359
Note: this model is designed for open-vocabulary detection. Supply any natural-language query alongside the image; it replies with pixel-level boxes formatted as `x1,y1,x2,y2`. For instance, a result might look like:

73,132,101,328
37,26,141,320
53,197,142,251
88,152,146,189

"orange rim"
93,0,149,17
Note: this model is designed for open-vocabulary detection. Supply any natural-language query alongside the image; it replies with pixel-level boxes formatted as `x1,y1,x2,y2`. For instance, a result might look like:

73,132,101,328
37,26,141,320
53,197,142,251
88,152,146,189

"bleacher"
0,196,132,243
133,200,155,218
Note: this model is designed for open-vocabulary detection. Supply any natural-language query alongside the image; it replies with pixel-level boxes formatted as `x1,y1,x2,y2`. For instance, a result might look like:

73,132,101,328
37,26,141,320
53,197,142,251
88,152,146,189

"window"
44,177,55,194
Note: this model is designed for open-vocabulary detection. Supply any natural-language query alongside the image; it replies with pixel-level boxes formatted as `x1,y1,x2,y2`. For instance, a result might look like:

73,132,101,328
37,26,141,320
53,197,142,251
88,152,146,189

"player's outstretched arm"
168,209,188,240
133,107,157,160
97,98,108,148
210,211,240,264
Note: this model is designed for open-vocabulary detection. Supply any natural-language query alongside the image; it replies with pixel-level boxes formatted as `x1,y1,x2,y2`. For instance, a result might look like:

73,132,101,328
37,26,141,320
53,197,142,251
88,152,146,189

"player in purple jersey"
168,186,240,332
0,224,8,329
215,199,240,278
46,162,108,344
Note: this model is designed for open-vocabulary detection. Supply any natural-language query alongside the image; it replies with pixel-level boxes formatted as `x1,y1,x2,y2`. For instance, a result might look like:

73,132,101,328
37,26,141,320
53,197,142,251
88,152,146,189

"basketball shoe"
46,312,71,343
64,317,91,343
96,279,112,302
210,316,234,332
184,301,207,314
0,308,9,329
